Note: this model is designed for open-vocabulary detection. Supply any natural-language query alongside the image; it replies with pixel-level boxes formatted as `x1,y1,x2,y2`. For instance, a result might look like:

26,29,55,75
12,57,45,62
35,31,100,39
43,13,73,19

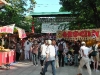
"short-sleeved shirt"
24,40,31,51
80,46,91,57
46,45,55,61
32,44,39,54
41,44,47,56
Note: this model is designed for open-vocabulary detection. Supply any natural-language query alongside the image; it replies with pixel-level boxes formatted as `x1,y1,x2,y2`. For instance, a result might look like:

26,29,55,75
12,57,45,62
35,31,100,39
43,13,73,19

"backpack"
58,43,63,51
90,46,97,56
92,46,95,51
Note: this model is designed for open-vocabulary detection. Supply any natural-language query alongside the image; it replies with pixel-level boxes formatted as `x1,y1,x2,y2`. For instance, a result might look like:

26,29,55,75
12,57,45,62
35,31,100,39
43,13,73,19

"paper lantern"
73,31,78,37
67,31,73,37
62,31,67,37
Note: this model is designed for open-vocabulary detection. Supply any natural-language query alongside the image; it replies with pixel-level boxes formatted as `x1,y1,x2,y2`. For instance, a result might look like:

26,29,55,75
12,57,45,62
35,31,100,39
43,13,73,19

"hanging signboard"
41,23,59,33
41,22,69,33
0,24,15,34
0,24,26,39
56,29,100,41
16,27,27,39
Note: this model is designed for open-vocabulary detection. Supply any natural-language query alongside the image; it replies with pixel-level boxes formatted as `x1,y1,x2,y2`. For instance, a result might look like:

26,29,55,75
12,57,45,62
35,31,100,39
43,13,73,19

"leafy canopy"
59,0,100,30
0,0,36,31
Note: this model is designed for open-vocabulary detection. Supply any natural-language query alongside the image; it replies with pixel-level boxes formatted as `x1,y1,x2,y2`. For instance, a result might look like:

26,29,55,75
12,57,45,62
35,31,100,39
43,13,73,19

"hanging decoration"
15,27,26,39
62,31,67,37
56,29,100,41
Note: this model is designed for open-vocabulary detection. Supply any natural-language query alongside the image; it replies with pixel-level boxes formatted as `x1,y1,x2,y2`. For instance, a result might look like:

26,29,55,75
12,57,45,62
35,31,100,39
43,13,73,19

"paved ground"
0,61,100,75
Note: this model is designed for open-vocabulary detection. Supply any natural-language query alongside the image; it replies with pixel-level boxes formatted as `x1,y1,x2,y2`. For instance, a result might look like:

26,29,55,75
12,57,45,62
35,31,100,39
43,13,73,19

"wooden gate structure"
30,12,75,23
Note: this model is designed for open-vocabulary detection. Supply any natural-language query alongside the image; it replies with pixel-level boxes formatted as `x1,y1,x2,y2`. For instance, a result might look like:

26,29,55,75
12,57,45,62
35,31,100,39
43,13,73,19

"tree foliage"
59,0,100,30
0,0,36,31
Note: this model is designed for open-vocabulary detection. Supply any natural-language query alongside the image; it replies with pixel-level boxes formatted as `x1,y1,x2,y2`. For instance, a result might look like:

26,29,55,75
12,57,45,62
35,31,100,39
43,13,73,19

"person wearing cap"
41,40,56,75
77,41,93,75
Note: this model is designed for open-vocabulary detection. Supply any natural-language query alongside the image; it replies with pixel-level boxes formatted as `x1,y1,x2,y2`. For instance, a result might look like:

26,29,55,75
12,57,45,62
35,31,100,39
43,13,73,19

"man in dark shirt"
16,41,21,61
73,41,80,66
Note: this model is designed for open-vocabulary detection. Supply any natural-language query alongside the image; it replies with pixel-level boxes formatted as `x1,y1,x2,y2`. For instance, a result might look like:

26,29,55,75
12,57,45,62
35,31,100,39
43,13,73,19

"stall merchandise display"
0,46,10,52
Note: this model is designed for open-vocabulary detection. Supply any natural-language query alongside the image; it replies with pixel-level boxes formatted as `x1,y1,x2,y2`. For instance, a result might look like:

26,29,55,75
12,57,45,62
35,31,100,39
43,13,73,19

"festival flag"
16,27,27,38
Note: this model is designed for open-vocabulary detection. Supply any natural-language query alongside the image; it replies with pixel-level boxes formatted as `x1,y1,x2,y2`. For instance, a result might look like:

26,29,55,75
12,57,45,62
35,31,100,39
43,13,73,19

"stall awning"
0,24,26,38
0,24,15,34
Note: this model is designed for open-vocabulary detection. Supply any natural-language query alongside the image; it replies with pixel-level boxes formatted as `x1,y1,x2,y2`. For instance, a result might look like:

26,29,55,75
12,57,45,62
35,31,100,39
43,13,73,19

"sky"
33,0,62,12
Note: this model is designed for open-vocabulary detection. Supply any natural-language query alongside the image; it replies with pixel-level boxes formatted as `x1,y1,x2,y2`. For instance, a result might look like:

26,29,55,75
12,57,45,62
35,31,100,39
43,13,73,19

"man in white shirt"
41,40,56,75
77,41,93,75
24,39,31,60
40,40,48,74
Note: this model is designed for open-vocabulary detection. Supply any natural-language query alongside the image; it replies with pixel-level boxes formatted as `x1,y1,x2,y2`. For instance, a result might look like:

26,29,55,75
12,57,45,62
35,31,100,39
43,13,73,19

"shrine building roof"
30,12,72,17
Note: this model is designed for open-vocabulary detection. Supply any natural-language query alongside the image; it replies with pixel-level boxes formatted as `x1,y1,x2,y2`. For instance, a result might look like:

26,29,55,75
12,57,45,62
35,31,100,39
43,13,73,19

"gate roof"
30,12,71,17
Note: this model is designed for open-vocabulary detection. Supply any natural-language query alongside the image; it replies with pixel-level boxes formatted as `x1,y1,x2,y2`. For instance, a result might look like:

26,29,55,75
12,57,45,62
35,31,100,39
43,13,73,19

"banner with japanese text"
56,29,100,41
41,23,59,33
0,24,15,34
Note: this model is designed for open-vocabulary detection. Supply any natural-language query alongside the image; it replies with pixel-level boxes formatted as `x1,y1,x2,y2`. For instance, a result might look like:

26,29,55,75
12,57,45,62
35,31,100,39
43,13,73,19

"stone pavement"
0,61,100,75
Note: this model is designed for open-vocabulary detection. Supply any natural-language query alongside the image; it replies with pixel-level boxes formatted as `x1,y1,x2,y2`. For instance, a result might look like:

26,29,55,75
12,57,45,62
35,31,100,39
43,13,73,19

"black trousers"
58,51,64,67
16,52,21,61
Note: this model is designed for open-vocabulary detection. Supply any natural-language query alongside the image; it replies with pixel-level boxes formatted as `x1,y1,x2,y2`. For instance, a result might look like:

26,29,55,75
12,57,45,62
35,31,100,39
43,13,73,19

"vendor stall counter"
0,50,16,69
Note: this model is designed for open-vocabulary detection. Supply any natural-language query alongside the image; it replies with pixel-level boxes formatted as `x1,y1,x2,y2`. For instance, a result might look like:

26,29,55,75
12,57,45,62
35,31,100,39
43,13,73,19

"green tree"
59,7,67,12
0,0,36,31
59,0,100,30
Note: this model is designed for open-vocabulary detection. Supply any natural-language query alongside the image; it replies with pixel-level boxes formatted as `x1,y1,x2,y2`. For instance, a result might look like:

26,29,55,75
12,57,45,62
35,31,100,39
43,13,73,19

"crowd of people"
14,37,100,75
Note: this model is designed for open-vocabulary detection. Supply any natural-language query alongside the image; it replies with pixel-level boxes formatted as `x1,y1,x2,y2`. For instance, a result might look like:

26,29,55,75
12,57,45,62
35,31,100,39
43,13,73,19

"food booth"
0,24,26,69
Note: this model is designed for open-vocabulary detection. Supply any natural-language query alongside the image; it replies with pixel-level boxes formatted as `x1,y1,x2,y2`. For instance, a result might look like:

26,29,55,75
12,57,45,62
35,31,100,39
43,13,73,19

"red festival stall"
0,24,26,69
